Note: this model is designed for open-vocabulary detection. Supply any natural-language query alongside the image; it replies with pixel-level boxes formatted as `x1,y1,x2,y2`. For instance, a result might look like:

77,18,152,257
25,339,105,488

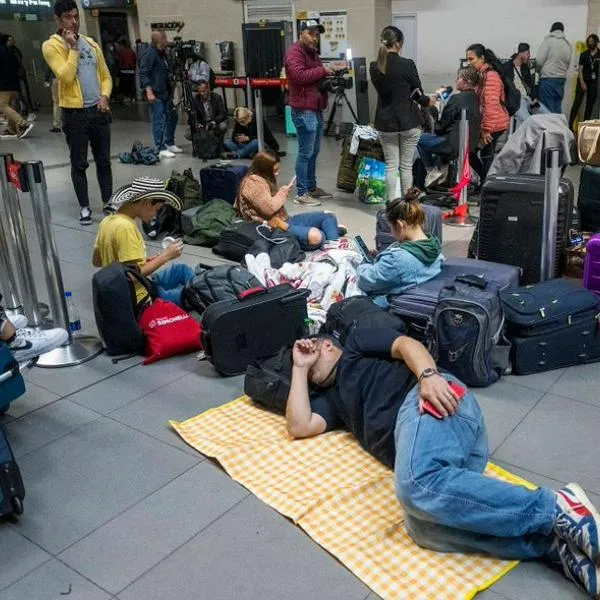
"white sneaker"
159,149,176,159
425,167,444,189
9,327,69,363
166,145,183,154
9,314,28,329
18,122,34,139
26,113,37,123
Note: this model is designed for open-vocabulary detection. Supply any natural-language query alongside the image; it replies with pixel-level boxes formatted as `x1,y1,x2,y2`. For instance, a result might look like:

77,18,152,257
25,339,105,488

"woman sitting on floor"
357,188,443,307
223,107,283,160
235,151,342,251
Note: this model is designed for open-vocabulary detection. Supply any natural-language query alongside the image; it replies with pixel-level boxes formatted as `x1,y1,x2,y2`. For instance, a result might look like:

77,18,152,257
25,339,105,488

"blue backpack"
428,274,511,387
0,341,25,414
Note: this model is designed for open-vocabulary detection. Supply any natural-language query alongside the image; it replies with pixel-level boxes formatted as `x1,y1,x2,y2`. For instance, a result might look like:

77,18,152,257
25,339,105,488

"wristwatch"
418,368,440,383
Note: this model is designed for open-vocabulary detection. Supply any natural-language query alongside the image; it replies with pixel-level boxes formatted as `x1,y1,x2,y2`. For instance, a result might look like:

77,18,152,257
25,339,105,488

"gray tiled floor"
0,112,594,599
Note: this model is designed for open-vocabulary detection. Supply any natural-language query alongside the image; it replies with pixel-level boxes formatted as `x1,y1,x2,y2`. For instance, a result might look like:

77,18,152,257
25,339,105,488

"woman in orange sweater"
235,151,342,250
466,44,510,180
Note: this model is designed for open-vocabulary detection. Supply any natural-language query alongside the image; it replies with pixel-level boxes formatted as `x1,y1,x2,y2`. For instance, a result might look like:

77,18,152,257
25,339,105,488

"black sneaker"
103,204,115,216
79,206,92,225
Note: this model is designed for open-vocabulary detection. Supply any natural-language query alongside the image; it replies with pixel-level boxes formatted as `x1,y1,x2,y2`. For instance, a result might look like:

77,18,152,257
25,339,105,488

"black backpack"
500,71,521,117
244,346,293,414
321,296,407,345
182,264,262,315
193,128,221,160
92,263,154,356
428,274,511,387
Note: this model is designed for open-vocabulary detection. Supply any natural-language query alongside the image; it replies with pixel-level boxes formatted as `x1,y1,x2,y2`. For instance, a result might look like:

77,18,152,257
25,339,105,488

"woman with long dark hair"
466,43,509,180
370,26,433,199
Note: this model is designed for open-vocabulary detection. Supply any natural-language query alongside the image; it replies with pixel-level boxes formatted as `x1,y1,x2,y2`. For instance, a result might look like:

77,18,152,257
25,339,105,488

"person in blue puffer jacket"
357,188,443,307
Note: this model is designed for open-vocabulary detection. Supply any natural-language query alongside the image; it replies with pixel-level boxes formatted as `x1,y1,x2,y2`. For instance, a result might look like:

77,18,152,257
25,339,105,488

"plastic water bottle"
65,291,81,332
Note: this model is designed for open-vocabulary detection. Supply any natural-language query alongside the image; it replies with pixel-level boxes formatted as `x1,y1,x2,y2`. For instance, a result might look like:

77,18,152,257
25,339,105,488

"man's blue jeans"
152,263,194,307
538,78,566,114
417,133,449,169
151,98,178,151
287,211,338,250
223,138,259,158
291,109,323,196
394,375,557,560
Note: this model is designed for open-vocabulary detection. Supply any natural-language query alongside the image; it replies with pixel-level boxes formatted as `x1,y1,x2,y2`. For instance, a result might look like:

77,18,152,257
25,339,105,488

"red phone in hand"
422,382,466,419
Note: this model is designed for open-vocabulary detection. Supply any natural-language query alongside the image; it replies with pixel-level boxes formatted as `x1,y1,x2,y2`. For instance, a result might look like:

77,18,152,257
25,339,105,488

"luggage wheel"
10,496,23,516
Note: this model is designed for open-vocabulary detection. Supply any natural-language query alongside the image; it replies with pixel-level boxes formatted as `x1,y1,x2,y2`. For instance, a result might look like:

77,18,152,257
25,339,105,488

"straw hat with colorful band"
108,176,182,212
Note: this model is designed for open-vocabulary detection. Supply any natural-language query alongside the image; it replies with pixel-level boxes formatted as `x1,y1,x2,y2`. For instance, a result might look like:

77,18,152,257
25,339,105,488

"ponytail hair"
385,188,425,228
466,43,503,73
377,26,403,74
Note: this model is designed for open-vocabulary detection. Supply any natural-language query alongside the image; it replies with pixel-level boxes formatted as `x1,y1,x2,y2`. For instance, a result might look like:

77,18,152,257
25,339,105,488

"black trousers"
62,107,113,208
569,80,598,129
470,131,504,182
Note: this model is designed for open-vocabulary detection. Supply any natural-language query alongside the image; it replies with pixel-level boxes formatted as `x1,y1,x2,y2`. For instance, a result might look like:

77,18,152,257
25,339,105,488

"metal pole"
24,161,103,368
0,154,44,326
0,208,22,312
540,147,562,282
246,78,254,110
254,88,265,152
445,109,475,227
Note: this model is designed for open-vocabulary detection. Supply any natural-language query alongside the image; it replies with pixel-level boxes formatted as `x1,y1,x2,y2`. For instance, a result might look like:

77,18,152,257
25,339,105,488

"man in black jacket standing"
139,30,182,159
569,34,600,130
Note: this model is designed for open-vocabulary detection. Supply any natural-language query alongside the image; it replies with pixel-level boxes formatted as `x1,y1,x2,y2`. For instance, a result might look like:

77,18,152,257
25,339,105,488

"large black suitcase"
388,257,520,340
477,174,573,285
578,166,600,232
200,164,248,205
201,284,310,376
501,279,600,374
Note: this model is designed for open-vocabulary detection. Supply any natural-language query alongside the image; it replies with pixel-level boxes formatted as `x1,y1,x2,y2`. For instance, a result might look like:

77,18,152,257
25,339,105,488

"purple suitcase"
388,257,520,339
584,234,600,294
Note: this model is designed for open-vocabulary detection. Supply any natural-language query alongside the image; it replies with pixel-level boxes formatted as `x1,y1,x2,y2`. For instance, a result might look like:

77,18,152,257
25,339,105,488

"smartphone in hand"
422,381,467,420
288,175,297,188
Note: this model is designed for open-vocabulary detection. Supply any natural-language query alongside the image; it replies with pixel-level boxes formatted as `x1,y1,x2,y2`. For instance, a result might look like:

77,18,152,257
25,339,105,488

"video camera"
169,37,202,67
319,68,353,94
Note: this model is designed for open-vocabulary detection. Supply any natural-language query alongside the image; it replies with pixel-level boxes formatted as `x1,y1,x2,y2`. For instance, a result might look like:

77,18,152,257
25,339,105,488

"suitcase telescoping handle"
238,287,267,300
0,361,20,384
454,274,488,289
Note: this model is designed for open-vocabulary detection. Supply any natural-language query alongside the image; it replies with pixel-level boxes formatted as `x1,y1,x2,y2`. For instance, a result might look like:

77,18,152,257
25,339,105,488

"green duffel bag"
183,199,237,247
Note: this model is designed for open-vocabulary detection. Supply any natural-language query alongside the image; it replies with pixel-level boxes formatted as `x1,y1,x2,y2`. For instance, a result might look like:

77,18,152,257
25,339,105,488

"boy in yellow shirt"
93,176,193,306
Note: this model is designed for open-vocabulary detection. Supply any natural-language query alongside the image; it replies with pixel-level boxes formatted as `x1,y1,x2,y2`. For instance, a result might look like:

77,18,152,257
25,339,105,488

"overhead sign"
150,21,185,32
0,0,52,14
81,0,135,8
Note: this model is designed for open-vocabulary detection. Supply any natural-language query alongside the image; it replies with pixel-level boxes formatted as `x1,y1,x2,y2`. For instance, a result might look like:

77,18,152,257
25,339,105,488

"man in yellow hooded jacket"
42,0,113,225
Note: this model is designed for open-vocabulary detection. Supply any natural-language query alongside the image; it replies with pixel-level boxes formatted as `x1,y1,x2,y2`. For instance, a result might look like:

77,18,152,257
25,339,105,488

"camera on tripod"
169,37,200,70
319,68,353,94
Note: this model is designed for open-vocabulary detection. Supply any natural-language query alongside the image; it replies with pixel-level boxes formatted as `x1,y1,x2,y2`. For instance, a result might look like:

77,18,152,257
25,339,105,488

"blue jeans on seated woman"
417,133,451,169
394,373,556,559
287,212,339,251
223,139,259,159
151,263,194,307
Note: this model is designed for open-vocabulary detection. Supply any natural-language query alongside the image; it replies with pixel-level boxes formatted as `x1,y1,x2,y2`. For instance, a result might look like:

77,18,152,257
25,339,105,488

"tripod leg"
343,92,359,123
325,101,337,136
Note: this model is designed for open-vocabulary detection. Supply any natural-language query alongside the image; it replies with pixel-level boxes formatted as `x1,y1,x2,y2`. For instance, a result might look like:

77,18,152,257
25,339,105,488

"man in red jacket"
285,20,334,206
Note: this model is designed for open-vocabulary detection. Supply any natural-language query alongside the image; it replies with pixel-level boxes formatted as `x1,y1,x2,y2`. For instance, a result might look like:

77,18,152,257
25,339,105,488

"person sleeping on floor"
235,150,346,251
285,329,600,599
356,188,443,307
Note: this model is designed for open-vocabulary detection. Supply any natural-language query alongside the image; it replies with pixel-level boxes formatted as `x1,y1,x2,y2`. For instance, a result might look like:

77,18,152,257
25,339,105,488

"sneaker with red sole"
555,483,600,564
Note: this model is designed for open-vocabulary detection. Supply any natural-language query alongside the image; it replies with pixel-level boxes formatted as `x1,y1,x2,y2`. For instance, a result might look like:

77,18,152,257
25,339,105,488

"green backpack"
166,169,202,211
183,199,237,247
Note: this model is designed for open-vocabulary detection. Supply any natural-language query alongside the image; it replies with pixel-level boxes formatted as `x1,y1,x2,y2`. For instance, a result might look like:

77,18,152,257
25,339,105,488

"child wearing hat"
92,176,194,307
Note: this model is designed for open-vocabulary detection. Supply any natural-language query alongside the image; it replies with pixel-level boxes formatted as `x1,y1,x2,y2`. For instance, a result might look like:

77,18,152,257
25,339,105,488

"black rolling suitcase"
501,279,600,375
477,174,574,284
578,166,600,232
201,284,310,376
0,427,25,520
200,164,248,205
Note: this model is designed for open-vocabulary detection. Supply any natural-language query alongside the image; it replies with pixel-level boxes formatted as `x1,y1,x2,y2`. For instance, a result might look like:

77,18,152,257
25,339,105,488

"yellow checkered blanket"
171,396,533,600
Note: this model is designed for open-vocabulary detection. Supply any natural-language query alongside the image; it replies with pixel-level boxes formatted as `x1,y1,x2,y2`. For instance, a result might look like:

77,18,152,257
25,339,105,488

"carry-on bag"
578,120,600,166
578,166,600,232
336,135,385,192
388,257,520,340
375,204,444,252
200,164,248,205
0,427,25,520
201,284,310,376
320,296,407,345
428,275,510,387
584,233,600,294
0,342,25,414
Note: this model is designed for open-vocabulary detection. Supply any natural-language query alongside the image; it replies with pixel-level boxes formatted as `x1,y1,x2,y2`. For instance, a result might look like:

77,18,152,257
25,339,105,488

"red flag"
450,144,472,201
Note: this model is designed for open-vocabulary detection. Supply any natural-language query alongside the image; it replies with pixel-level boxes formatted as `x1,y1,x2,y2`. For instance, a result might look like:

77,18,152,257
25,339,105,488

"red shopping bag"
139,299,202,365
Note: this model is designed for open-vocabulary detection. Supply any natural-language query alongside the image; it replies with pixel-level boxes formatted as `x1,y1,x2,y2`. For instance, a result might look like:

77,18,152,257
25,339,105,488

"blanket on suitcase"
170,396,534,600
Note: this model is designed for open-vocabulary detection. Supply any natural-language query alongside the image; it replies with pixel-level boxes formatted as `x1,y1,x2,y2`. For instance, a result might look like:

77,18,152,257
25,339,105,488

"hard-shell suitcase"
375,204,444,252
0,427,25,520
578,166,600,232
200,164,248,205
388,257,520,339
584,233,600,294
477,174,574,284
0,342,25,414
201,284,310,376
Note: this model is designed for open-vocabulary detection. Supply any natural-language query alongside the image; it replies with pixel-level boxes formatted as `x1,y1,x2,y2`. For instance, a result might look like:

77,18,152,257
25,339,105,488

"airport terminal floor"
0,111,596,600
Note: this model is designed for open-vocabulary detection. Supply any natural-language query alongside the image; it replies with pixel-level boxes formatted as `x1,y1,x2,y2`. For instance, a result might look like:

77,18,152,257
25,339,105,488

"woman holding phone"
370,26,433,200
235,151,343,250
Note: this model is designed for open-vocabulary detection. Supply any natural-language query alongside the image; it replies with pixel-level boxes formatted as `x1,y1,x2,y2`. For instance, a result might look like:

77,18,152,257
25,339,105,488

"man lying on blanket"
286,328,600,599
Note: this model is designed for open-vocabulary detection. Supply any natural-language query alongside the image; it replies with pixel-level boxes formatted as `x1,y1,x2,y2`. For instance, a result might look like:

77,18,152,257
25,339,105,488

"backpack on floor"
166,169,202,211
92,262,154,356
142,204,182,239
320,296,407,345
427,274,510,387
0,427,25,520
244,346,293,414
193,129,221,161
182,199,237,247
182,264,262,315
